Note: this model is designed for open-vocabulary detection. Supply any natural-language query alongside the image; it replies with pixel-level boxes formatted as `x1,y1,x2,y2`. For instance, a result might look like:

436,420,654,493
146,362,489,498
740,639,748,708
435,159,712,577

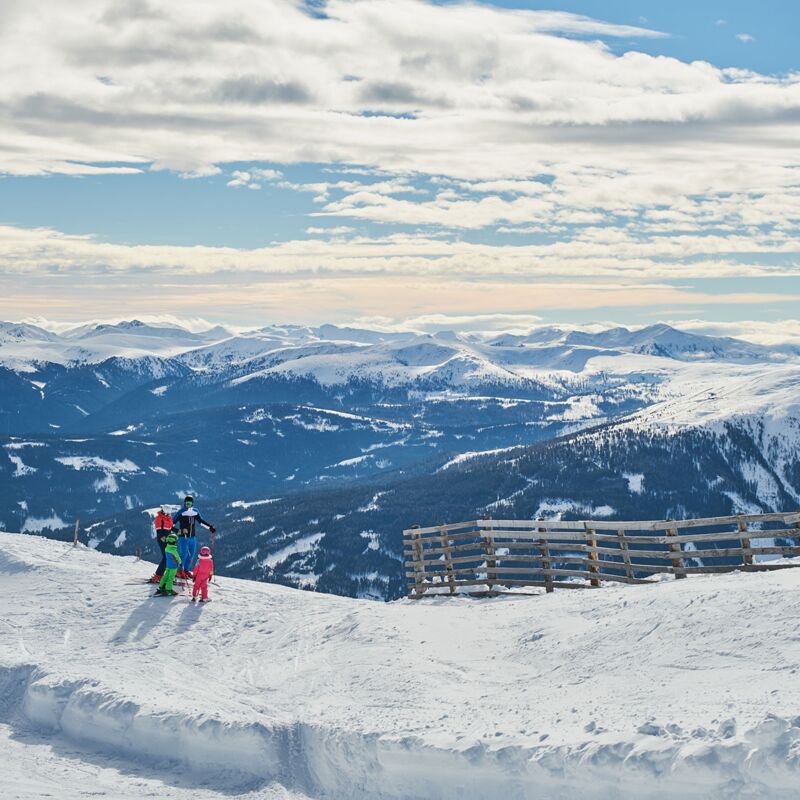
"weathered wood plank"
482,517,496,591
617,529,634,582
403,520,481,537
588,544,666,559
538,519,554,593
410,525,426,597
481,519,586,531
407,552,595,568
437,525,456,595
409,578,587,593
595,572,653,585
738,515,753,567
681,562,800,575
406,565,594,579
405,541,488,557
585,522,600,587
677,546,800,560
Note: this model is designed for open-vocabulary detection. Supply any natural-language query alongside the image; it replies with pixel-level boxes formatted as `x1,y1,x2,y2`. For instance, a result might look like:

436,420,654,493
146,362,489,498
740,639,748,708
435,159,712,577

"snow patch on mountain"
55,456,140,473
534,499,616,518
230,497,282,510
623,473,645,494
439,445,523,471
20,514,67,532
3,440,45,450
260,532,324,569
7,454,37,477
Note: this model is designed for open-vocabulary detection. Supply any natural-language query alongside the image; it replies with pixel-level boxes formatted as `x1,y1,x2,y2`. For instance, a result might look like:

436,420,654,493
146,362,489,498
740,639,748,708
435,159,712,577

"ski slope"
2,532,800,799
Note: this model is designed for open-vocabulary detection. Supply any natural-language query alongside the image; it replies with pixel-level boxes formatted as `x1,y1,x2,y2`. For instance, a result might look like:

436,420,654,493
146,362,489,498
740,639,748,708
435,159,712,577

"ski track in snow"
3,533,800,798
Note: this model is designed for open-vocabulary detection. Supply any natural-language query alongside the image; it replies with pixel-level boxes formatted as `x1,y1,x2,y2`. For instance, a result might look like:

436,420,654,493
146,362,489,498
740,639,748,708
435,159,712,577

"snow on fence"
404,511,800,598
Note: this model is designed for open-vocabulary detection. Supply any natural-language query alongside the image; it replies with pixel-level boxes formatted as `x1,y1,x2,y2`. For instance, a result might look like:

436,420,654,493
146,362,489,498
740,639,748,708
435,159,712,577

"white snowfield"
2,532,800,800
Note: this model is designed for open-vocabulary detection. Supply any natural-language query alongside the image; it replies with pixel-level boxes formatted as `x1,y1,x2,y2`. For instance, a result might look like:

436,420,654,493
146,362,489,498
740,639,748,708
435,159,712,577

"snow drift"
2,531,800,799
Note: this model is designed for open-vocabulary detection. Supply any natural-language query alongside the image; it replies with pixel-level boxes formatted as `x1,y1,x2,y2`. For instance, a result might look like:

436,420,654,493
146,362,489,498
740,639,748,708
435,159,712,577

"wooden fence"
404,511,800,598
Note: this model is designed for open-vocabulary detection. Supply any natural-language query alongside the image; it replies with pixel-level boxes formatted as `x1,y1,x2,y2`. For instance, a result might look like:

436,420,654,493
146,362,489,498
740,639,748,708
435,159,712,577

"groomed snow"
2,532,800,799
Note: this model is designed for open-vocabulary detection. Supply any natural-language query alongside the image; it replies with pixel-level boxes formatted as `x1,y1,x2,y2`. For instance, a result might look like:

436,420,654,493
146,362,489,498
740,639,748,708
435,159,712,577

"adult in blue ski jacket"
172,496,215,575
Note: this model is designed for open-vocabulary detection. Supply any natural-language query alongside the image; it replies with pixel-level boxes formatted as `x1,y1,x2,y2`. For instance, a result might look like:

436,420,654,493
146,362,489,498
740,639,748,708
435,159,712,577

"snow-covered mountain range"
1,319,799,599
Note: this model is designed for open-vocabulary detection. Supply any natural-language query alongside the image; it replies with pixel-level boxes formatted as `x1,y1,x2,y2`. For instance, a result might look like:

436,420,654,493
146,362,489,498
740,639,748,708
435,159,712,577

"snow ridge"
3,533,800,799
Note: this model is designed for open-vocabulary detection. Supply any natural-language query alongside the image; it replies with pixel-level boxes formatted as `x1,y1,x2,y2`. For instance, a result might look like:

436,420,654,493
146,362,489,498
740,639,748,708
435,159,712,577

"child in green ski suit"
155,534,181,596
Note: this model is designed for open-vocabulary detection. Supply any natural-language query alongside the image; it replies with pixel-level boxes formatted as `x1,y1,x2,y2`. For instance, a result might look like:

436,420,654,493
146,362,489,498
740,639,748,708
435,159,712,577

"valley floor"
2,531,800,799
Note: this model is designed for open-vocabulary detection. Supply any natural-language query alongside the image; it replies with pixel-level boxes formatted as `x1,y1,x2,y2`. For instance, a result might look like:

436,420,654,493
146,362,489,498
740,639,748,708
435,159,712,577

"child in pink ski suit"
192,546,214,602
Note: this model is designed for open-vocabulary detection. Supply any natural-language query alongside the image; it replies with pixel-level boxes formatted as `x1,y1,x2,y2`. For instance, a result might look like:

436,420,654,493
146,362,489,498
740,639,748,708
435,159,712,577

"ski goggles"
185,500,193,506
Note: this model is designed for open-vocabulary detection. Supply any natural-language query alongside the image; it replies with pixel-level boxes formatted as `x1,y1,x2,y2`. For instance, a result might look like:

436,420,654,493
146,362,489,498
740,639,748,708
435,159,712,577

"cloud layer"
1,0,798,182
1,0,799,321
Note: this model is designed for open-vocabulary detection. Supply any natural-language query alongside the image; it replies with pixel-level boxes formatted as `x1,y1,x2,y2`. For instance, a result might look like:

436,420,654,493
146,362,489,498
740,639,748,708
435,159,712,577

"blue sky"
0,0,798,332
475,1,796,74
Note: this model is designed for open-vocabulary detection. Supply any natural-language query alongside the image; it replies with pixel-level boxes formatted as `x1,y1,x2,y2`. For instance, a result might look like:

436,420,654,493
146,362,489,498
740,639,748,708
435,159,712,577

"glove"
209,526,216,534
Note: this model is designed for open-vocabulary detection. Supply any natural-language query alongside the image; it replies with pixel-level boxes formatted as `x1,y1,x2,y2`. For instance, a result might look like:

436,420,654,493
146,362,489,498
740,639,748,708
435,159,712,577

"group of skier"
151,496,216,601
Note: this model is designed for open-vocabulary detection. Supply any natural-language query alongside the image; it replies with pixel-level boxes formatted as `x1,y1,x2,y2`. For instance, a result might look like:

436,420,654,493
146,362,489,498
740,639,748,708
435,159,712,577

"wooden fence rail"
404,511,800,598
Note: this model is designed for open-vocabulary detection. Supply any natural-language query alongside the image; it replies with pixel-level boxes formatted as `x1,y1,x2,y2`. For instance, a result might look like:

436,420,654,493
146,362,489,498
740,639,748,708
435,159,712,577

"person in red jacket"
191,545,214,602
150,508,173,583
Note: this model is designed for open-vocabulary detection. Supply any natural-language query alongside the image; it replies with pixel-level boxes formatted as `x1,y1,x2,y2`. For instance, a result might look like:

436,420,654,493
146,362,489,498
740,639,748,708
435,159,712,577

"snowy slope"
3,532,800,799
620,363,800,429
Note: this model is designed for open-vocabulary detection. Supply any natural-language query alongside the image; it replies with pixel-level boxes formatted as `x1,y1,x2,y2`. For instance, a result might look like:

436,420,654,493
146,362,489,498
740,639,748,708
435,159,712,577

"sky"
0,0,799,332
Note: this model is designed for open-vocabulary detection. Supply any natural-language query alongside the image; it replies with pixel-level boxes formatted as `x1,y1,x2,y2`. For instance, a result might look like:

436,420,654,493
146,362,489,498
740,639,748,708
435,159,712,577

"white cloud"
305,226,354,236
227,170,259,189
0,0,798,314
736,33,755,43
1,223,798,284
665,319,800,347
180,165,222,179
0,0,791,186
393,312,545,333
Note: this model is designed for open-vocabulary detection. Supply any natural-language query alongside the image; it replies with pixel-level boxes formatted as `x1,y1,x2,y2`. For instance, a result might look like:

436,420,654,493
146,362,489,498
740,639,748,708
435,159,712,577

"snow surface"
3,532,800,799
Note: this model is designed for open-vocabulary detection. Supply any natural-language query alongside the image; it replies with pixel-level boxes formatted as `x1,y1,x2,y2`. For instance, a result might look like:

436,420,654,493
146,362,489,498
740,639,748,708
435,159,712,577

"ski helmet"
166,533,177,544
184,495,194,505
200,546,211,556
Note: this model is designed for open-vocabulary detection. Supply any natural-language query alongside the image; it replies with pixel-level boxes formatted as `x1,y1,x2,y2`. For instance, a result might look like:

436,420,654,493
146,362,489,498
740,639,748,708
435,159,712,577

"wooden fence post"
482,515,496,593
737,515,753,567
439,524,456,595
73,519,80,547
585,522,600,587
538,518,554,593
410,525,426,597
617,528,634,582
667,522,686,579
